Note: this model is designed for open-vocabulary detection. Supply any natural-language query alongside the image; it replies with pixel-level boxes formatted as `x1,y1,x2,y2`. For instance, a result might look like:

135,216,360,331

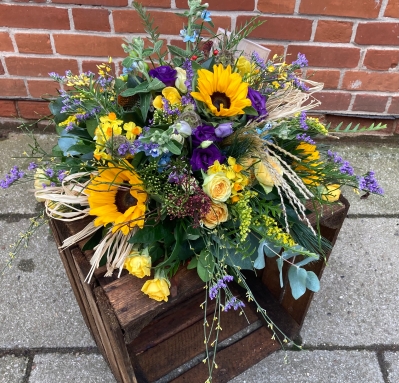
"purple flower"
357,171,383,195
149,66,177,87
192,125,218,146
215,123,234,139
247,88,268,117
0,166,25,189
291,53,308,68
28,162,38,171
190,145,224,171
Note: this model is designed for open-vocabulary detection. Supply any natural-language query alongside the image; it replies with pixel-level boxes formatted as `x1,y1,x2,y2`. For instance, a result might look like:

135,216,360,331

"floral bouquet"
1,0,385,381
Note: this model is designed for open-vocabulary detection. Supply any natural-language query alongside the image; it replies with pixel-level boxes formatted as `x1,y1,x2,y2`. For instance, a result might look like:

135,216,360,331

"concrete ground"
0,131,398,383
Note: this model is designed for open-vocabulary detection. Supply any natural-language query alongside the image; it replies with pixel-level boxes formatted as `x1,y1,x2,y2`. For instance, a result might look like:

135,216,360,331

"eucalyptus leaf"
288,266,308,300
166,140,182,155
67,144,94,154
139,92,151,121
197,250,214,282
305,271,320,292
187,257,198,269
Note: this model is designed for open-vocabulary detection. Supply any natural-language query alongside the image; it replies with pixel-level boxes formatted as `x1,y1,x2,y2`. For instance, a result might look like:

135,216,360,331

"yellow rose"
254,157,283,194
236,56,251,77
141,277,170,302
153,87,182,109
203,172,232,202
175,67,187,93
201,201,229,229
321,184,341,202
124,252,151,278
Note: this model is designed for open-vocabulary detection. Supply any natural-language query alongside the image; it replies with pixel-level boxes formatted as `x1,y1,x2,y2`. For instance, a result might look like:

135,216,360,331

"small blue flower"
182,30,198,43
200,10,211,22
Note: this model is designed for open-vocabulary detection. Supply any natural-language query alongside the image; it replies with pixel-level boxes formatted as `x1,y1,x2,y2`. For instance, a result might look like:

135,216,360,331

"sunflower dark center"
115,186,137,214
211,92,231,112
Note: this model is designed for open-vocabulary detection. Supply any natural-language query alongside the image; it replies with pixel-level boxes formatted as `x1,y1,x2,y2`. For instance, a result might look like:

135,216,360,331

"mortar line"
0,346,99,358
297,344,399,352
376,349,390,383
22,354,34,383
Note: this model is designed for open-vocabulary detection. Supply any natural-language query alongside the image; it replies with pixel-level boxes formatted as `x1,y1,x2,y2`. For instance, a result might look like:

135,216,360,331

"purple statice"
299,112,308,130
223,297,245,312
97,75,113,88
0,166,25,189
48,72,65,82
28,162,38,171
291,53,308,68
357,171,384,195
209,275,234,300
162,98,181,118
131,140,161,158
251,51,266,70
339,161,355,176
327,150,343,164
65,121,75,132
45,168,55,178
296,133,315,144
118,142,133,156
293,77,309,92
50,182,56,187
181,59,194,93
76,106,101,122
57,170,67,182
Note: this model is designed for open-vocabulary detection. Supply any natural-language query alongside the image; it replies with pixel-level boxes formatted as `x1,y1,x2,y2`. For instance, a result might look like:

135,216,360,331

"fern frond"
327,121,387,133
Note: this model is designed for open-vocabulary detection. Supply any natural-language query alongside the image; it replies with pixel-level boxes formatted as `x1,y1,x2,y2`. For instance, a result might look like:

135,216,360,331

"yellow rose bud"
236,56,251,77
124,252,151,278
175,67,187,93
202,172,232,202
141,277,170,302
201,201,229,229
321,184,341,202
254,157,283,194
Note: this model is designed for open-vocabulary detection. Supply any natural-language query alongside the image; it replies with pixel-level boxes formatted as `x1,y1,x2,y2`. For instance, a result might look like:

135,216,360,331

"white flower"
170,133,184,144
173,121,192,137
200,140,213,148
175,67,187,93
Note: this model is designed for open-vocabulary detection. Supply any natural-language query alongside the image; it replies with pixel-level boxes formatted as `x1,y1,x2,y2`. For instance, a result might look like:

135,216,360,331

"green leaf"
120,81,150,97
305,271,320,292
67,144,94,154
201,57,215,70
328,121,387,133
153,40,163,53
172,57,184,67
288,266,308,300
49,97,68,124
167,44,190,58
85,119,98,138
139,92,151,121
243,106,259,116
187,257,198,269
147,78,165,91
165,140,182,155
197,249,215,282
129,222,172,243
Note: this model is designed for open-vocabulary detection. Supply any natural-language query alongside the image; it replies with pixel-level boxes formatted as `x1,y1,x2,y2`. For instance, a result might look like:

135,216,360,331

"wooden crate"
49,196,349,383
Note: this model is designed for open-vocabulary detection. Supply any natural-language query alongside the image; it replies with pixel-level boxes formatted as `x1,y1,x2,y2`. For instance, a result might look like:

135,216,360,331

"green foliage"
327,121,387,133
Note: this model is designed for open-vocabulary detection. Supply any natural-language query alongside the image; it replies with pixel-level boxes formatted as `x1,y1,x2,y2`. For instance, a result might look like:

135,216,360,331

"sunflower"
86,164,147,235
191,64,251,117
294,142,323,186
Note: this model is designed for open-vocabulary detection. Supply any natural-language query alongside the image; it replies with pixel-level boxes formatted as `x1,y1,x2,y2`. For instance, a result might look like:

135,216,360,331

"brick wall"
0,0,398,134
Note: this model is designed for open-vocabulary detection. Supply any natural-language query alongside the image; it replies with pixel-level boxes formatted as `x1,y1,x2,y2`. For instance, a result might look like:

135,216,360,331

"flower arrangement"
1,0,385,381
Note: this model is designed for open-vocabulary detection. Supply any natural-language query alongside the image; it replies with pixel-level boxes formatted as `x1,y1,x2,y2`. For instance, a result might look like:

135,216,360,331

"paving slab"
330,142,399,216
29,353,117,383
301,217,399,346
229,350,383,383
0,355,28,383
384,352,399,383
0,133,57,214
0,219,94,348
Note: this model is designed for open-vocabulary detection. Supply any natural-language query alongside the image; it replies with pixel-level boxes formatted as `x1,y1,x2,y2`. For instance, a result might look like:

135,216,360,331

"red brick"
0,32,14,52
261,44,285,58
176,0,254,11
0,62,4,75
257,0,295,14
352,94,389,113
299,0,380,18
0,4,70,30
53,34,125,57
287,45,360,68
17,101,51,120
342,71,399,92
5,57,79,77
81,60,116,75
312,92,352,111
27,80,60,99
15,33,52,54
73,8,110,32
0,79,27,97
355,23,399,46
14,0,46,2
385,0,399,18
389,97,399,115
363,49,399,71
140,0,171,7
305,69,341,90
314,20,353,43
52,0,127,5
114,10,231,36
0,100,17,118
236,16,312,41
